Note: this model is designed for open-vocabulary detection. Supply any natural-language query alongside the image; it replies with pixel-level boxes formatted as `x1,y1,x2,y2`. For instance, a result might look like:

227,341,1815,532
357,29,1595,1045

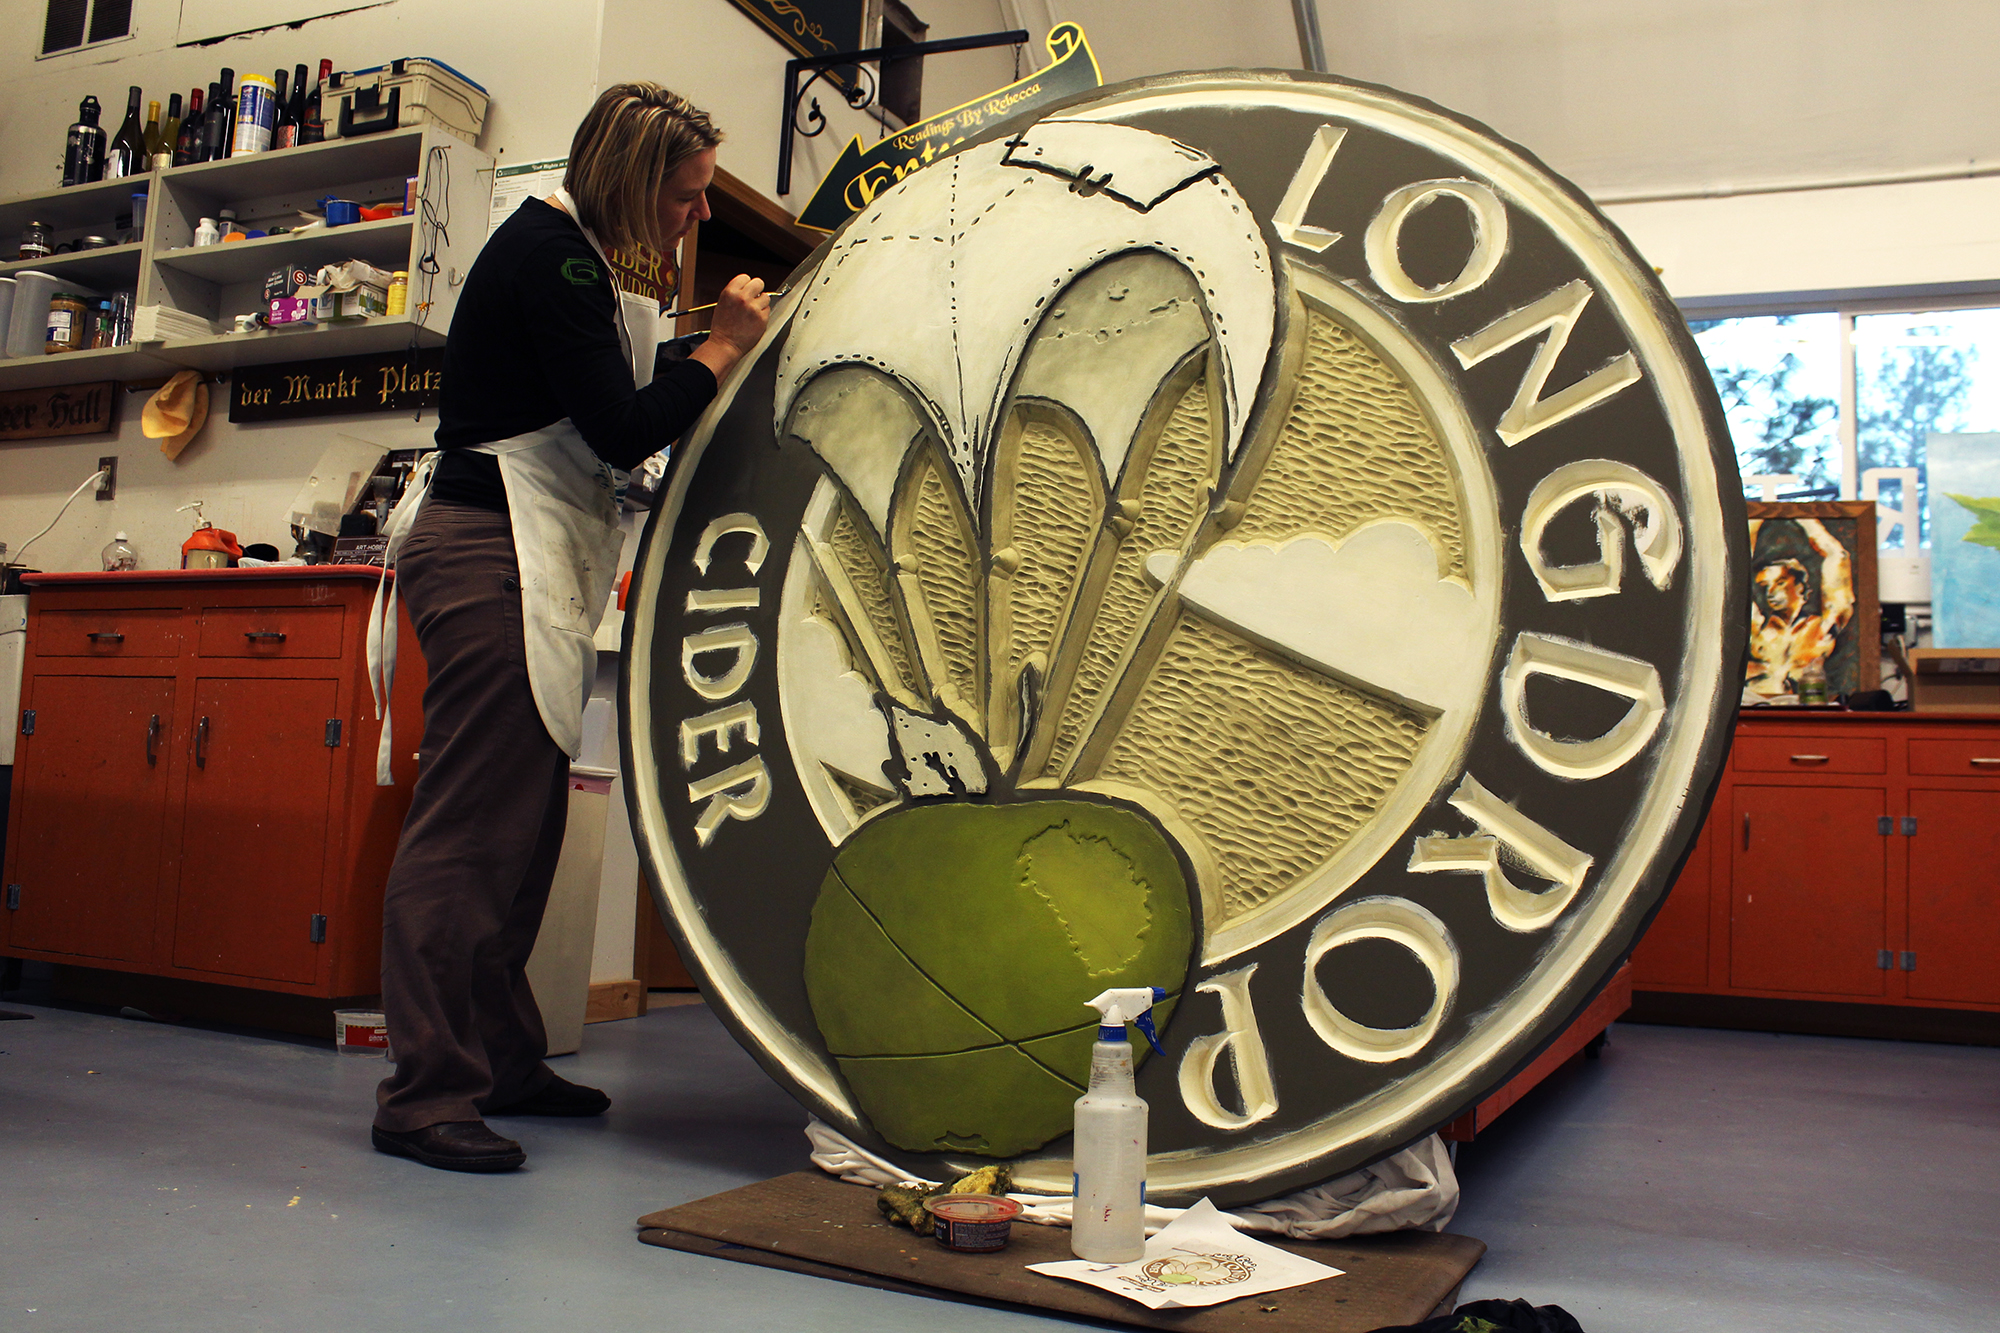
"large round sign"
623,71,1745,1206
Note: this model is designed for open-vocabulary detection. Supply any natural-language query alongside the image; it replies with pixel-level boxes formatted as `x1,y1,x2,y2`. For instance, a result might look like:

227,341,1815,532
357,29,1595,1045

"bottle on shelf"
162,93,183,163
174,88,204,166
300,58,332,143
273,68,298,148
286,64,309,144
143,99,163,166
194,217,220,247
105,86,146,178
386,270,409,316
63,96,107,187
101,532,139,573
205,69,235,160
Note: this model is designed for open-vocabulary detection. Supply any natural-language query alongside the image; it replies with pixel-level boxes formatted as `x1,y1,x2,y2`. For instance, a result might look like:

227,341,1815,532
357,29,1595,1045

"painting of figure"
1745,502,1878,699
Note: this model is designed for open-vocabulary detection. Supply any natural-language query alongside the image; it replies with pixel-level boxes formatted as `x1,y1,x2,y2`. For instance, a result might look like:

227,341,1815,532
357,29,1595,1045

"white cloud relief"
1148,523,1486,716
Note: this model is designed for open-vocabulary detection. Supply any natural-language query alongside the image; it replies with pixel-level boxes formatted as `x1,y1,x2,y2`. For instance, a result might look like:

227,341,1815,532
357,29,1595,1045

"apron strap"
365,450,441,787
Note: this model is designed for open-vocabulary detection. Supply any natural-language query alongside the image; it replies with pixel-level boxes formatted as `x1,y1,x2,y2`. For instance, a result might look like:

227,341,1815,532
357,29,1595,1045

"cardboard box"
268,296,314,326
1910,648,2000,712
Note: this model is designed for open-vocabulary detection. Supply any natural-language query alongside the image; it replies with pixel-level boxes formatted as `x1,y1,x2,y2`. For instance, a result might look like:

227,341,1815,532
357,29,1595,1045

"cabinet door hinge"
1877,816,1893,835
1876,948,1893,970
324,719,342,748
4,884,19,911
1901,951,1917,971
1901,816,1918,836
308,914,327,944
19,710,33,736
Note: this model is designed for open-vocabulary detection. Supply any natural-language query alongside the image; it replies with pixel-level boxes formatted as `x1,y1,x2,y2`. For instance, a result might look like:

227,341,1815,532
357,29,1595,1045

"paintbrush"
662,286,791,321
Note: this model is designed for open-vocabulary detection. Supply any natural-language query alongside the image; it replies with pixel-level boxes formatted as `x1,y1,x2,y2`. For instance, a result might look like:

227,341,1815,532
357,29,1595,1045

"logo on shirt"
560,257,601,287
622,74,1746,1206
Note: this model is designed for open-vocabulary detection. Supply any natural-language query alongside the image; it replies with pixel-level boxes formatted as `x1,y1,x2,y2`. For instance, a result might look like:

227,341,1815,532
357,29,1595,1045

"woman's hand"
691,274,771,381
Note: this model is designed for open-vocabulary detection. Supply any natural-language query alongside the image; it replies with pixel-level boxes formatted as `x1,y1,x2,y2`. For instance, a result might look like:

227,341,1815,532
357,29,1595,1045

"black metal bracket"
778,28,1029,198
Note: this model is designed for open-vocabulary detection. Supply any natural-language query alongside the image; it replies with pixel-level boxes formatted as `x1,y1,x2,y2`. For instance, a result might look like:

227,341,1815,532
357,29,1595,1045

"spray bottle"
1071,986,1165,1262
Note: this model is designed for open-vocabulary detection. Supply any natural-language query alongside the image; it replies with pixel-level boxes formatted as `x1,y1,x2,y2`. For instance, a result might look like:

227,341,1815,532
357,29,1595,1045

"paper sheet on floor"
1026,1198,1344,1310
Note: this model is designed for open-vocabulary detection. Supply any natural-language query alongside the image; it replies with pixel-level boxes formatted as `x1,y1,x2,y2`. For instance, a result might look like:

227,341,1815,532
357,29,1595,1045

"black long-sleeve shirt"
431,197,715,511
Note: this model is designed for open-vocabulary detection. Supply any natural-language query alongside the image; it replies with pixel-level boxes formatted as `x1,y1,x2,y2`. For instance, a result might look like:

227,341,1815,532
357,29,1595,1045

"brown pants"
374,499,567,1132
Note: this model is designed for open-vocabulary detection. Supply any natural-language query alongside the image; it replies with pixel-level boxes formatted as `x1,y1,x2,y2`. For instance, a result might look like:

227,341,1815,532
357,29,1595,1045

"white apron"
366,190,662,785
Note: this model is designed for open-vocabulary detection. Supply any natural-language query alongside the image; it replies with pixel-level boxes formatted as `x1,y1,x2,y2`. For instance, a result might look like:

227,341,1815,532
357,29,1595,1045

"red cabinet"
1905,788,2000,1006
1,570,425,1000
1729,784,1886,997
7,674,178,964
1632,712,2000,1014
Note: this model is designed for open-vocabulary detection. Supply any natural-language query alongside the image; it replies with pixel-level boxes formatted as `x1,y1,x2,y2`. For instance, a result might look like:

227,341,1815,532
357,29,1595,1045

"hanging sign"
796,23,1102,232
0,381,117,440
724,0,866,67
229,348,445,422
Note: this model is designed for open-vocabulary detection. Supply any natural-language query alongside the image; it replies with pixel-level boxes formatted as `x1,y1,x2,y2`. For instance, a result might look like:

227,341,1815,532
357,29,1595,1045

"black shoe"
371,1120,525,1172
485,1073,611,1118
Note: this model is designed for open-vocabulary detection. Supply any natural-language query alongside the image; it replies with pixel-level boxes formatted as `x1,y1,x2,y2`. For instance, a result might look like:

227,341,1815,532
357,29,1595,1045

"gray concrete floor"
1,994,1995,1332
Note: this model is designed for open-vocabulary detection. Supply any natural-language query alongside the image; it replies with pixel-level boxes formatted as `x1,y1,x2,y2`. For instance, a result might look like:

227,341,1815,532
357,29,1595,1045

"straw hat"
142,370,209,460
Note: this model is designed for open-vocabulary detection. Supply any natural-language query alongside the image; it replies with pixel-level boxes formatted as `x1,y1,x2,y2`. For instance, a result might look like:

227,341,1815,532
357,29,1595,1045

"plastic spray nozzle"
1086,987,1166,1056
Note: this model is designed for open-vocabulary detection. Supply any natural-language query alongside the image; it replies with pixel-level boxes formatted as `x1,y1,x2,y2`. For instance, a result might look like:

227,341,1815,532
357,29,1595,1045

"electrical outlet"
96,456,116,501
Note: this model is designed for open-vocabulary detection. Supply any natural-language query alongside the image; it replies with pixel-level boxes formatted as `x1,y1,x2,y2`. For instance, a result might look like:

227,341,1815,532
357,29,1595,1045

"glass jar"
386,270,409,316
46,293,90,354
18,220,50,261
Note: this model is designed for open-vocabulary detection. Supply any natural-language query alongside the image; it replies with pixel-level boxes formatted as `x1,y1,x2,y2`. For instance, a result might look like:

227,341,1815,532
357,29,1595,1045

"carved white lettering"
1177,963,1279,1131
1502,632,1665,780
687,758,771,847
1451,280,1642,446
1409,773,1594,931
1270,123,1348,253
680,699,761,767
687,586,762,612
682,624,759,701
1364,179,1507,304
1301,897,1458,1063
693,513,770,576
1520,460,1684,601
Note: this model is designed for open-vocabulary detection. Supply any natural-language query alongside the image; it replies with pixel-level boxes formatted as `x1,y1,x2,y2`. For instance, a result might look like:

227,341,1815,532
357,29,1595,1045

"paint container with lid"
924,1194,1022,1253
230,74,279,156
334,1009,390,1057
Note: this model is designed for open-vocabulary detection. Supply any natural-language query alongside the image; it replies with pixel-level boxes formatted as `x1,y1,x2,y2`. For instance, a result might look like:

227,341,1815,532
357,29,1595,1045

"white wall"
1313,0,2000,301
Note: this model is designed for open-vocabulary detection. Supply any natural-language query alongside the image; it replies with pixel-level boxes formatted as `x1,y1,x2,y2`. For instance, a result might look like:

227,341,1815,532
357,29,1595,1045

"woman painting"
366,84,770,1172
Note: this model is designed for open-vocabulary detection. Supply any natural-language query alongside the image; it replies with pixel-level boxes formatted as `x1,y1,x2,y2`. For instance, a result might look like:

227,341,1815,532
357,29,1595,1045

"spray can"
1071,986,1165,1263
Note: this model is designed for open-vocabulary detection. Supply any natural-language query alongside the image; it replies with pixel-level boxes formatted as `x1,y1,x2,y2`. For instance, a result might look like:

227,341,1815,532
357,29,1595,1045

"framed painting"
1745,501,1879,700
1928,432,2000,649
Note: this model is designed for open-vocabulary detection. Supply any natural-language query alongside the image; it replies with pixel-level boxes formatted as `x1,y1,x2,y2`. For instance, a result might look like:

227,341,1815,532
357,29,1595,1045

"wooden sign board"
230,348,444,423
724,0,865,64
0,380,117,440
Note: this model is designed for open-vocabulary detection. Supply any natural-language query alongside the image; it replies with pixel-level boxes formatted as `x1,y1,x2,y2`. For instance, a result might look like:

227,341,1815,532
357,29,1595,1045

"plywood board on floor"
637,1172,1483,1331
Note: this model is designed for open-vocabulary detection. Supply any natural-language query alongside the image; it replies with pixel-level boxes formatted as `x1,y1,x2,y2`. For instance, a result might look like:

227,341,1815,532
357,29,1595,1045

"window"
1690,302,2000,552
41,0,131,55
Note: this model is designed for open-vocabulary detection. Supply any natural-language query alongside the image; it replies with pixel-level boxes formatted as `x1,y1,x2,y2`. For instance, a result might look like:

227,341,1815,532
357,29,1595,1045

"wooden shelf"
0,127,485,395
0,344,179,389
155,315,444,372
0,170,159,238
0,242,144,295
152,218,413,285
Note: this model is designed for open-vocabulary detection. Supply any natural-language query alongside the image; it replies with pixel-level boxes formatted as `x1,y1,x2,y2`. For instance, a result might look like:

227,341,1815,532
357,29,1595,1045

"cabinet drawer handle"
87,631,125,643
146,714,160,766
1973,757,2000,767
1789,753,1829,764
1742,812,1751,850
195,715,209,768
243,630,287,642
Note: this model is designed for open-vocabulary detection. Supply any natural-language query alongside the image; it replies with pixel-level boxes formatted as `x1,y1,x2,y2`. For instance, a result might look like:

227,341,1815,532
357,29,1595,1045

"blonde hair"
564,83,721,254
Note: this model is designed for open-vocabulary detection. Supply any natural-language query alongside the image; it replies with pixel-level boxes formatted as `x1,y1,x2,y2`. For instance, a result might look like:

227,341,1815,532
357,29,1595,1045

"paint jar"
321,197,360,227
386,270,408,316
924,1194,1022,1253
334,1009,391,1057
